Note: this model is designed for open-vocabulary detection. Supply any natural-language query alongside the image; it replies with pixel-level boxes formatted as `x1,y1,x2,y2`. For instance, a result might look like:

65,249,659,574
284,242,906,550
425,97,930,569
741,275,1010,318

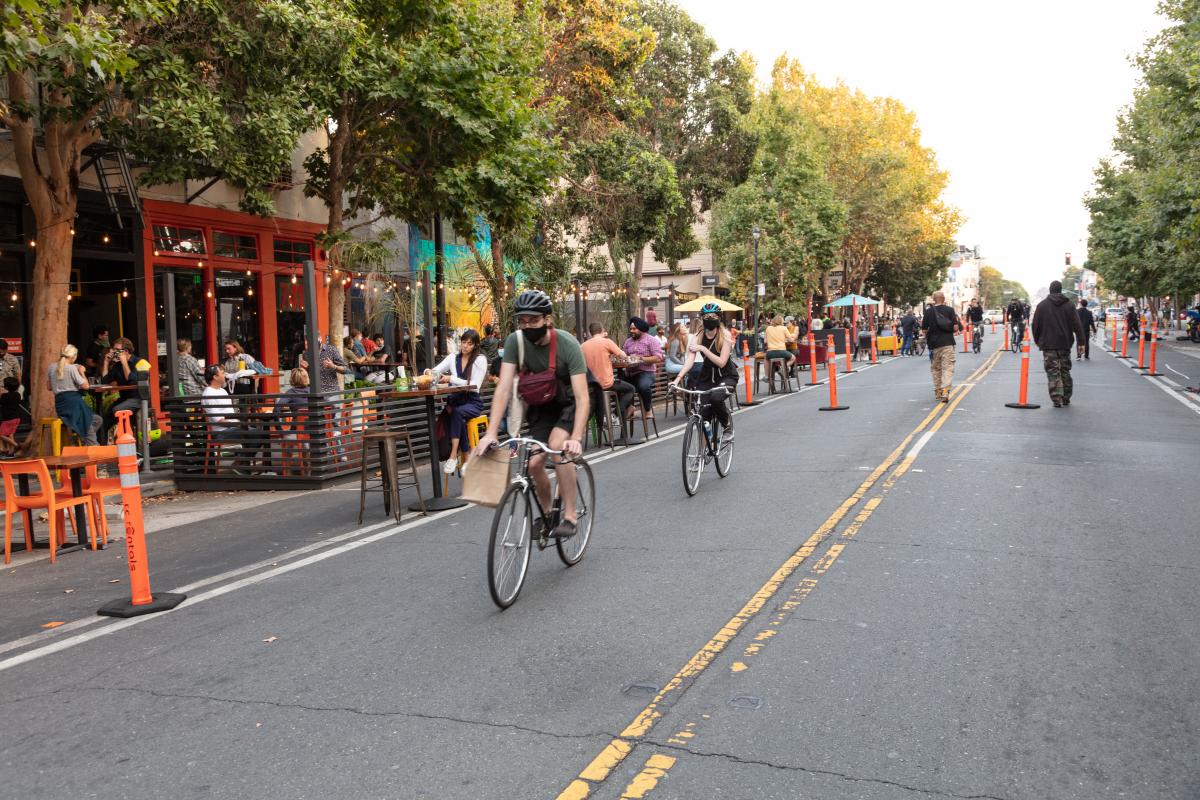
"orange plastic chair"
1,459,99,564
62,445,121,547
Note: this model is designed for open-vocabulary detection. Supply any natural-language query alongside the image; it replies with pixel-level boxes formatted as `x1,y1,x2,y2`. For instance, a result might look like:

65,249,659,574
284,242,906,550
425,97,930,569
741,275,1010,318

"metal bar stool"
358,428,425,524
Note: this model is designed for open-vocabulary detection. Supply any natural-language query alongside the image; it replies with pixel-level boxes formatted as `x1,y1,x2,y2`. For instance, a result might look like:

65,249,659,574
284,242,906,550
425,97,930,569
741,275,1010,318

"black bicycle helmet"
700,301,721,314
513,289,553,315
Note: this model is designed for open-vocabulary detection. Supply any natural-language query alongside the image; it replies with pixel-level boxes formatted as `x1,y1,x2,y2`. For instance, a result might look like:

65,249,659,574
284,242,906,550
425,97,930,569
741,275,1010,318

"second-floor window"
153,225,206,255
213,231,258,260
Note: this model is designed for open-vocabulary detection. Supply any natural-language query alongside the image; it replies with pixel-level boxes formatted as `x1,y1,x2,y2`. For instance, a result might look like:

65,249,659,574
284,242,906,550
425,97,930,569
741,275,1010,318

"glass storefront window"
215,271,261,364
276,274,307,372
213,231,258,260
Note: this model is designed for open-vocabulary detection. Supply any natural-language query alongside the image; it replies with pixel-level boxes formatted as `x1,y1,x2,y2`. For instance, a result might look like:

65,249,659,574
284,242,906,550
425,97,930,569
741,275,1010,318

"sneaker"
1062,398,1070,406
720,428,735,445
551,519,577,539
442,460,457,475
1053,400,1063,408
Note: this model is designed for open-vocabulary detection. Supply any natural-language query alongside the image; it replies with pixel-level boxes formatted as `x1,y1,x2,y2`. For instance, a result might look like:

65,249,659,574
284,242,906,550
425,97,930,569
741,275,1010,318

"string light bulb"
122,282,129,298
9,285,17,303
291,274,298,285
70,228,75,236
102,234,110,244
247,286,254,297
29,239,35,248
206,288,213,299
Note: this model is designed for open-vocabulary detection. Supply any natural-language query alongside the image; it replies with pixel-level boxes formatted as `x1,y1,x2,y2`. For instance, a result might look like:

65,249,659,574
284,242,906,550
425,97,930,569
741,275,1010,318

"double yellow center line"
555,349,1003,800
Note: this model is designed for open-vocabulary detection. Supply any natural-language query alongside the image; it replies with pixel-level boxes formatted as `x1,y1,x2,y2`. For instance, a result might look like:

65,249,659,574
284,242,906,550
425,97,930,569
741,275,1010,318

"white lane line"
1165,363,1192,381
1145,374,1200,417
0,356,903,671
906,431,935,459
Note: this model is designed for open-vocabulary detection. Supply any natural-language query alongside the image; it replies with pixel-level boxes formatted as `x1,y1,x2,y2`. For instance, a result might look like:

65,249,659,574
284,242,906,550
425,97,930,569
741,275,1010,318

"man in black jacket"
1076,299,1096,360
920,291,961,402
1032,281,1086,407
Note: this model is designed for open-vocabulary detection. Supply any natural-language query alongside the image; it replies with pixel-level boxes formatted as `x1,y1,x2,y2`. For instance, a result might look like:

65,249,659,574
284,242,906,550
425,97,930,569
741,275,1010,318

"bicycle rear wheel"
488,483,533,608
556,459,594,566
714,419,734,477
681,417,705,496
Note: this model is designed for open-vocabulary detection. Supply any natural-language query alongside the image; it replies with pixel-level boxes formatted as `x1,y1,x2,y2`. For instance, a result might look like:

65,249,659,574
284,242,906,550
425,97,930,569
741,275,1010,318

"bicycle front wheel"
714,420,734,477
488,483,533,609
556,459,594,566
681,417,705,496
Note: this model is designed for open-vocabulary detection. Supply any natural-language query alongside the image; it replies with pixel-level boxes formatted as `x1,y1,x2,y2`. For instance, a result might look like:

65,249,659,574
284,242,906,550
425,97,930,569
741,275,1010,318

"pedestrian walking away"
920,291,961,402
1076,299,1096,360
1032,281,1086,407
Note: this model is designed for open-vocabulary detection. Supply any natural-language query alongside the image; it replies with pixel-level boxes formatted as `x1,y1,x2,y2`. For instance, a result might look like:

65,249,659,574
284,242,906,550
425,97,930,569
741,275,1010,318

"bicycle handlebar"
491,436,565,456
668,384,729,397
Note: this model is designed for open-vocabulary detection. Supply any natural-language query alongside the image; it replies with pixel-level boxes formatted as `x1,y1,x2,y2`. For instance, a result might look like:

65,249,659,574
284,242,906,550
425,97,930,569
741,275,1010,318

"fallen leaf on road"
109,579,120,583
42,621,65,629
262,636,278,644
63,589,75,594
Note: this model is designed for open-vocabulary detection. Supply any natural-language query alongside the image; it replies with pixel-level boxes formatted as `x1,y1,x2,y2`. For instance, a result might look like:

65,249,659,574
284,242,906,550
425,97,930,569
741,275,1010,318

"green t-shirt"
502,329,587,388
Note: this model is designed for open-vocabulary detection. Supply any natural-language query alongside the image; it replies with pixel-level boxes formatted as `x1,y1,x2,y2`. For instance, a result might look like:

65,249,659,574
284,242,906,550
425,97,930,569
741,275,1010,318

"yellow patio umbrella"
674,295,743,312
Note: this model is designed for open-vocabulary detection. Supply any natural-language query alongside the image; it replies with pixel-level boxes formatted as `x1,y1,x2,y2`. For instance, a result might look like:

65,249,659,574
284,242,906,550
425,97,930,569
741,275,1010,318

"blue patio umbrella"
824,293,882,307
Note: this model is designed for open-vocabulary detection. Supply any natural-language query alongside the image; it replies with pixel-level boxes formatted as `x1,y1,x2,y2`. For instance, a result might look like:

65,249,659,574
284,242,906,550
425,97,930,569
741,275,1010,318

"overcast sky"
677,0,1167,296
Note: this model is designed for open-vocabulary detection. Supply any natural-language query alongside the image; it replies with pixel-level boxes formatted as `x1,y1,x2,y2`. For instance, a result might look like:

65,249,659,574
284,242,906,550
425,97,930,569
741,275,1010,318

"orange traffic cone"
98,411,186,618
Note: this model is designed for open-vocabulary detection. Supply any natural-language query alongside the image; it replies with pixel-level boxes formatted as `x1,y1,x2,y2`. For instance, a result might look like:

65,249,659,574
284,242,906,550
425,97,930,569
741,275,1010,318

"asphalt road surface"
2,336,1197,800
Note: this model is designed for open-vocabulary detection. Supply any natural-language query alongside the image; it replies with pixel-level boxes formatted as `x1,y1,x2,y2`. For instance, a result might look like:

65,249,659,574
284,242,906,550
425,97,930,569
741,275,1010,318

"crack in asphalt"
643,739,1012,800
3,684,617,745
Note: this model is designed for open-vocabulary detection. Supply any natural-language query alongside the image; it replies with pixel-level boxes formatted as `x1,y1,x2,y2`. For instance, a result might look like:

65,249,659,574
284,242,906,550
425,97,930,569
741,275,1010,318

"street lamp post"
752,226,761,350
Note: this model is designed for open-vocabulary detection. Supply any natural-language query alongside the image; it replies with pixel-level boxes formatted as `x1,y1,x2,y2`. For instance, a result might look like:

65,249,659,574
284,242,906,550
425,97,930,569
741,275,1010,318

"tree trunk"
29,209,76,429
325,104,350,345
631,247,644,315
489,236,509,334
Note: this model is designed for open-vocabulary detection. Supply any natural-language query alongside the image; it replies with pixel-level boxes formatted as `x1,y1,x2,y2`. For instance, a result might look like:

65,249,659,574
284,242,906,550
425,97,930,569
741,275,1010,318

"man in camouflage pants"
1032,281,1085,408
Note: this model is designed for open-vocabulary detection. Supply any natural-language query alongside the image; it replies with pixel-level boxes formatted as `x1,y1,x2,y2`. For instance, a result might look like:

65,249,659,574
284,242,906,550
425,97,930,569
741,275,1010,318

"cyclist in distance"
671,303,738,442
966,298,984,337
473,290,589,539
1006,296,1026,344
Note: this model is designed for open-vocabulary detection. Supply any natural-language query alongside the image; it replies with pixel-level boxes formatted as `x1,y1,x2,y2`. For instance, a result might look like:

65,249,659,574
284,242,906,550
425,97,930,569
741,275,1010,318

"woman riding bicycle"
671,303,738,440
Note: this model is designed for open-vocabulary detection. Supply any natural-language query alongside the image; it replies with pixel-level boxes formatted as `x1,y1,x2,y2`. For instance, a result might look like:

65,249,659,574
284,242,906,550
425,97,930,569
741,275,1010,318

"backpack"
933,306,956,333
515,328,559,406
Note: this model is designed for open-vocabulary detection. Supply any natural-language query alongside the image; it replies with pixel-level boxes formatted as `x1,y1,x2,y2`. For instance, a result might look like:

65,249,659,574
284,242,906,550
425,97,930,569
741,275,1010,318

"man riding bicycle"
670,303,738,440
1006,297,1026,346
966,298,984,340
473,290,589,539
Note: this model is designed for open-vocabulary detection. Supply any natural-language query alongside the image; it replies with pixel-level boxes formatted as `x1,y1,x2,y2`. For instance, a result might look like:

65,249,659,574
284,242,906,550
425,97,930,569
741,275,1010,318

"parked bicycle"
486,437,594,608
670,385,735,496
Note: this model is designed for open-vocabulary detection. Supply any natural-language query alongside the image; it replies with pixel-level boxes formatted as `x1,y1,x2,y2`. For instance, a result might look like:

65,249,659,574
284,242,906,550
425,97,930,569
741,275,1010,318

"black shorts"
525,401,575,444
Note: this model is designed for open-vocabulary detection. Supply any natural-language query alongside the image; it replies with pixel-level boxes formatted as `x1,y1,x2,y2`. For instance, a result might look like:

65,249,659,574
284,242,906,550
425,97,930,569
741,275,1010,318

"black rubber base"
819,405,850,411
740,399,763,406
98,592,187,618
1005,403,1041,409
1144,371,1163,376
410,496,467,513
807,381,821,386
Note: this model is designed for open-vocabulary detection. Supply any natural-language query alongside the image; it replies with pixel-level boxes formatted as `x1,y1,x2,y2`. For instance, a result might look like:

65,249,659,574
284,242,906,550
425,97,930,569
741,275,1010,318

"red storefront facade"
141,199,329,411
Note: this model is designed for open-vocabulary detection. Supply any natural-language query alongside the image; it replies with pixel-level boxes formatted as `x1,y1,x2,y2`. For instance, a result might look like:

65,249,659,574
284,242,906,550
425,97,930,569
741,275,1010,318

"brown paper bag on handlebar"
460,447,511,507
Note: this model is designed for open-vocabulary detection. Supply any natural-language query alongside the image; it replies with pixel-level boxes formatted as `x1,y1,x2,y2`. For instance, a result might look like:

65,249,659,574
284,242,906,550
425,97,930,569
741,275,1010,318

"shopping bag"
460,447,511,507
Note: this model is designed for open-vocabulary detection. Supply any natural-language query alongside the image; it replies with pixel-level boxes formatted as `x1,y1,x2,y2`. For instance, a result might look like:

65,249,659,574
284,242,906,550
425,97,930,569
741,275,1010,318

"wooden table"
381,385,475,512
12,454,117,555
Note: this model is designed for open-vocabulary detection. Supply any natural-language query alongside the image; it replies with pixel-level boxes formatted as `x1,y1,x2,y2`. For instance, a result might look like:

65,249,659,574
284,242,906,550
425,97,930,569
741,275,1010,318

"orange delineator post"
806,332,820,385
1111,316,1119,352
1005,328,1040,410
1144,320,1162,375
1001,322,1008,352
990,319,996,334
1135,320,1147,369
869,329,878,364
962,323,969,353
98,410,186,618
819,335,848,411
1120,320,1130,358
741,340,759,405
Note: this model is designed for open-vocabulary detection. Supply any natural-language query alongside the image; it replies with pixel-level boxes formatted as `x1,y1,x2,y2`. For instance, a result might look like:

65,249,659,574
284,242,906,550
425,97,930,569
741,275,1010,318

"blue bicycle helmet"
700,301,721,314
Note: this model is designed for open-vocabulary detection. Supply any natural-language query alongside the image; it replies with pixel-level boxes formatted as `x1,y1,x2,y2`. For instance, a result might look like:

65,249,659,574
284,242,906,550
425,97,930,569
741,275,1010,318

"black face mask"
522,325,548,344
703,318,720,331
